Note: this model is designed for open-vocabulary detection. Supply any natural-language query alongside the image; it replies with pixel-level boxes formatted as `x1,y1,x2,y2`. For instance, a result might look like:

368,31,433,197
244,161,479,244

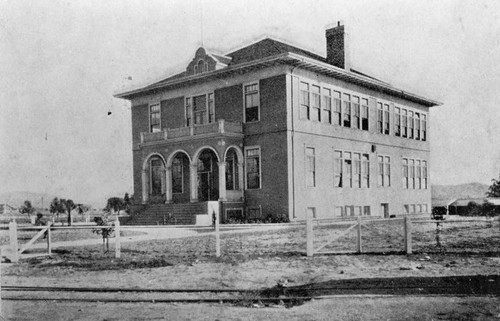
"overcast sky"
1,0,499,207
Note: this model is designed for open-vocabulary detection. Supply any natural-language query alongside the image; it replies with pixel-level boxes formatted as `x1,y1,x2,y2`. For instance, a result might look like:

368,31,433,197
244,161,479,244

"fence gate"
306,215,413,257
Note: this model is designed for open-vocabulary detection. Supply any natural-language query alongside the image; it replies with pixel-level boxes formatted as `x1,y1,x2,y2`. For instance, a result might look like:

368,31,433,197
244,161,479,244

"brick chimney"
325,21,350,70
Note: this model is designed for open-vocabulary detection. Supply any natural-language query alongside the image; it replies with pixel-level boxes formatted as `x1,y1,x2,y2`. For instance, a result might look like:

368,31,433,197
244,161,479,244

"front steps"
127,202,208,225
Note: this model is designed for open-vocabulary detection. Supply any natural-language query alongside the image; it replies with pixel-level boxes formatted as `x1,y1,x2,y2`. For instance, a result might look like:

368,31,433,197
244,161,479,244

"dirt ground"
2,219,500,320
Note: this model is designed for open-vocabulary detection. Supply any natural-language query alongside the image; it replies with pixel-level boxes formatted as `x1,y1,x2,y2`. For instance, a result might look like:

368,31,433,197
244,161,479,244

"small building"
115,22,441,225
433,198,500,215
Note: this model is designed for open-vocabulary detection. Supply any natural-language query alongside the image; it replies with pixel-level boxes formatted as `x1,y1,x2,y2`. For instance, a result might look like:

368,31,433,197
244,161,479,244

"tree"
106,197,124,214
486,175,500,198
60,199,76,226
49,197,65,218
19,200,35,218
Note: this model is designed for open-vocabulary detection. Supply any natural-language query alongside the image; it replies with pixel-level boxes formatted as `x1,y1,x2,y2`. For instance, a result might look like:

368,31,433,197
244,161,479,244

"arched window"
172,156,183,194
197,59,205,73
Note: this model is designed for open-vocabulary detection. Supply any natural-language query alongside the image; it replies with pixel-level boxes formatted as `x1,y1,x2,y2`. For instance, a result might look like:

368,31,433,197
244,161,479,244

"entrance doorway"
197,149,219,201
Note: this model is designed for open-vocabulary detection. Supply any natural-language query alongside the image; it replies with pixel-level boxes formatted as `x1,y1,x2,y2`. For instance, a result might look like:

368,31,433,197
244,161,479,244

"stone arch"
142,152,167,171
192,145,221,165
166,149,192,168
223,145,244,164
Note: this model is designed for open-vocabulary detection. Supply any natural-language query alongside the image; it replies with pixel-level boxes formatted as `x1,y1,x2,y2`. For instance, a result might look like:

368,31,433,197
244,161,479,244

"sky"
1,0,500,207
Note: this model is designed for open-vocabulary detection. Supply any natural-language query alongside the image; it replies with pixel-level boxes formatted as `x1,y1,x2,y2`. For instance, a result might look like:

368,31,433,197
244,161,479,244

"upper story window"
300,82,310,120
149,103,161,133
185,93,215,126
342,93,351,127
311,85,321,122
322,88,332,124
352,96,360,129
394,107,401,137
194,59,209,74
396,106,427,141
361,98,369,130
244,82,260,122
333,91,342,125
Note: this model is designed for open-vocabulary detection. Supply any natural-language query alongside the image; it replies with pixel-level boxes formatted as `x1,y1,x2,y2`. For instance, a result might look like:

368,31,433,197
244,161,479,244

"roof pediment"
186,47,231,76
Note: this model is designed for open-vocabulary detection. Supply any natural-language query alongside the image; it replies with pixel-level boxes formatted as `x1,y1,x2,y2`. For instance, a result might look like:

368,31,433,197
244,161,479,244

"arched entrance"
169,151,191,203
197,149,219,201
141,153,167,204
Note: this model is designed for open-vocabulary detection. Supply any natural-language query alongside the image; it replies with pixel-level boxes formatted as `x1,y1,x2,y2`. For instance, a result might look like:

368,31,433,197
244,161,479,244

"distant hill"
432,183,489,200
0,191,59,210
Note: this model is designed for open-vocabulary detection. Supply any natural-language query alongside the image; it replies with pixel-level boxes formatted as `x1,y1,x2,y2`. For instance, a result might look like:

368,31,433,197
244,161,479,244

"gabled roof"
115,37,441,107
226,37,327,65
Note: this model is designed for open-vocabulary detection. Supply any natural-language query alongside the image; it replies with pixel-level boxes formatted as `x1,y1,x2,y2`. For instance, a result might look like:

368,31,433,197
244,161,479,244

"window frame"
185,92,215,126
149,103,161,133
244,146,262,190
243,81,260,123
305,146,316,187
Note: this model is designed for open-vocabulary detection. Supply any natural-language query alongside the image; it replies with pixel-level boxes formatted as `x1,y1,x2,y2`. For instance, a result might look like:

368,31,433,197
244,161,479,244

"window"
402,109,408,138
185,98,192,127
363,206,371,216
244,83,259,122
353,206,362,216
245,147,261,189
300,82,310,120
383,104,390,135
311,85,321,122
226,149,239,190
333,91,342,125
335,206,344,217
361,98,369,130
172,157,183,194
409,159,415,189
149,104,161,133
378,156,391,187
344,152,352,188
423,204,428,213
306,147,316,187
422,114,427,141
395,107,401,137
362,154,370,188
345,205,353,217
403,158,409,189
343,93,351,127
187,93,215,125
352,96,360,129
353,153,361,188
416,160,422,189
208,93,215,123
322,88,332,124
415,113,420,140
423,161,428,189
193,94,207,125
408,111,414,139
334,150,343,187
377,102,383,134
150,157,163,195
404,204,409,214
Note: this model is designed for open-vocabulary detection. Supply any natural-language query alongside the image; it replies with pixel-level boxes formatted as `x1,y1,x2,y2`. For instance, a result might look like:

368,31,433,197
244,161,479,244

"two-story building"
115,22,440,225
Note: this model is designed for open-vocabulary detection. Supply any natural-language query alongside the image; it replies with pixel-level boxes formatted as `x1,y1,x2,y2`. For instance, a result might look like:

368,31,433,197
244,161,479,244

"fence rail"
306,215,500,257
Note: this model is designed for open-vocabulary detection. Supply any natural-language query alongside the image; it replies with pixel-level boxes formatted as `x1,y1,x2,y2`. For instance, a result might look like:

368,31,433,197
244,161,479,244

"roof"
115,37,441,107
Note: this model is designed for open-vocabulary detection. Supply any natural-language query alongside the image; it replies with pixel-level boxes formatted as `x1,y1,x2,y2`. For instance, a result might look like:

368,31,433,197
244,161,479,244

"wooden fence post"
115,217,121,259
404,216,413,254
356,217,362,253
215,210,220,258
306,212,314,257
9,220,19,263
47,222,52,255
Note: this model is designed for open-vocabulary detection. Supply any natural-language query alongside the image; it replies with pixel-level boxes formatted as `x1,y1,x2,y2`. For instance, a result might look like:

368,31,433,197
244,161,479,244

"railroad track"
3,275,499,305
